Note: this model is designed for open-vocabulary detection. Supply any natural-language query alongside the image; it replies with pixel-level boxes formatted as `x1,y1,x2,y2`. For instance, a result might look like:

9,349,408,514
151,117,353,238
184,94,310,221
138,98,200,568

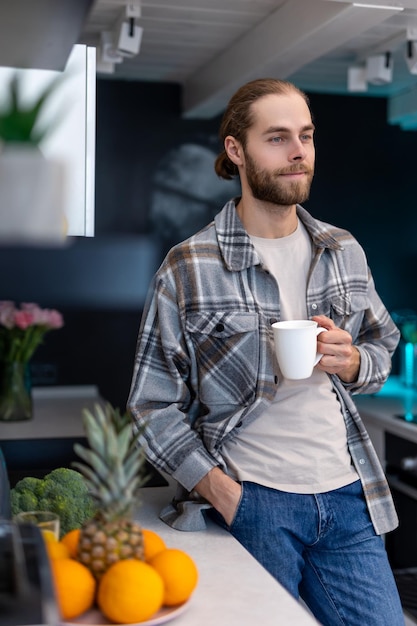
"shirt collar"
215,198,344,272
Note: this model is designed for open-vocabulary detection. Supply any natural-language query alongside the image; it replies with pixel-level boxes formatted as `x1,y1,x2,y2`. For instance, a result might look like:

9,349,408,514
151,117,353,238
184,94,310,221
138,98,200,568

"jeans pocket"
229,481,247,530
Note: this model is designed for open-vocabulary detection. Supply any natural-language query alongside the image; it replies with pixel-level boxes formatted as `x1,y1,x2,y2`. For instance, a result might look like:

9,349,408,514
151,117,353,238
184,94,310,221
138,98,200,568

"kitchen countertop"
131,479,319,626
1,386,319,625
354,376,417,444
0,386,101,440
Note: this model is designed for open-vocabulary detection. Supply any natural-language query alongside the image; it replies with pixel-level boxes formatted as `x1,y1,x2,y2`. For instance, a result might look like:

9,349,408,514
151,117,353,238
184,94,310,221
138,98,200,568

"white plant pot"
0,144,67,245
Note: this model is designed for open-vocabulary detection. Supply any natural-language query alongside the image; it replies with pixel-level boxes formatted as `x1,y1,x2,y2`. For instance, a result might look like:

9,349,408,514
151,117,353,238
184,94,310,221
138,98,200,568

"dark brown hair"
214,78,310,180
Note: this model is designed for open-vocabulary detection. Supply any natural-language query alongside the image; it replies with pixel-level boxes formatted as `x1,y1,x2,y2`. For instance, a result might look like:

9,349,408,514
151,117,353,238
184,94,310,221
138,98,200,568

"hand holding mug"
311,314,360,383
272,319,327,380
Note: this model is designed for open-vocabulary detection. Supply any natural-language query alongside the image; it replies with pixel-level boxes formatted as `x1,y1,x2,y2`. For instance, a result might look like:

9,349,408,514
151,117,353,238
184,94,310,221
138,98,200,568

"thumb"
312,315,336,330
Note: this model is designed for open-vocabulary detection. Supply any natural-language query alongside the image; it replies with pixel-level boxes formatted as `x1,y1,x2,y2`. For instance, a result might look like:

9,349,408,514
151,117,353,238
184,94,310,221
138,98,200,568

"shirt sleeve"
127,270,219,492
343,269,400,395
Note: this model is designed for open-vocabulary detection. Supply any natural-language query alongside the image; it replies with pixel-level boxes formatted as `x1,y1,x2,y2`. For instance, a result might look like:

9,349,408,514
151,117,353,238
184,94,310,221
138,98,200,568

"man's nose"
288,138,307,161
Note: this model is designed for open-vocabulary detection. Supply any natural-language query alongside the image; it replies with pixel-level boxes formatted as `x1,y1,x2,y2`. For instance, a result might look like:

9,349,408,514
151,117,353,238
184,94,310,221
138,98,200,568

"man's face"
241,92,315,207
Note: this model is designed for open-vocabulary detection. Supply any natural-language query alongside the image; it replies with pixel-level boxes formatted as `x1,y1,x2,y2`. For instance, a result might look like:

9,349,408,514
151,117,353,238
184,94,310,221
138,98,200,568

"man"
128,78,403,625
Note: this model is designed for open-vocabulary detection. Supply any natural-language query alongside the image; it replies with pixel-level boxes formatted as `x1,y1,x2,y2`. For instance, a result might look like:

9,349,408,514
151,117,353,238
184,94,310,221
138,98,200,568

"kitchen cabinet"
355,377,417,622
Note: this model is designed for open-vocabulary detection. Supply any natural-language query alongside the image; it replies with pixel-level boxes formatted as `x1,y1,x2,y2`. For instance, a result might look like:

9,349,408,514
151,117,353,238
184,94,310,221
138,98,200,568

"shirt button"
311,303,318,310
215,323,224,332
359,458,366,465
236,421,243,428
274,375,278,384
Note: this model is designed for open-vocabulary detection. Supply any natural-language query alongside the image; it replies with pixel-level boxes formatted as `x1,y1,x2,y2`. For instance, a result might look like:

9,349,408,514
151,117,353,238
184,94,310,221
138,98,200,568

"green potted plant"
0,73,64,146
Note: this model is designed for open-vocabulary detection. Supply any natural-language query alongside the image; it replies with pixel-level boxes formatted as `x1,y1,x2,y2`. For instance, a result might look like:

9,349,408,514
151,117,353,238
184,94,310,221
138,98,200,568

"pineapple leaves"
73,402,149,516
82,408,106,459
73,443,112,485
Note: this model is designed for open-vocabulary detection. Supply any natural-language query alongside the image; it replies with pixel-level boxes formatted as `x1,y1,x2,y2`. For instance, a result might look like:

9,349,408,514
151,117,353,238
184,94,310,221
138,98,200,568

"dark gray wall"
305,91,417,315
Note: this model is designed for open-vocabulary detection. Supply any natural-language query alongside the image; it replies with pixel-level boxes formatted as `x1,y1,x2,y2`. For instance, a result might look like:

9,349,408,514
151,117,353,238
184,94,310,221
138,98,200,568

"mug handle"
313,326,328,365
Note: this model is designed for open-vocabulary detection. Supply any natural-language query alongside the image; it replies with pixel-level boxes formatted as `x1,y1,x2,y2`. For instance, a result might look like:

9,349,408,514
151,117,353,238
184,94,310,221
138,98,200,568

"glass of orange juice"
15,511,60,541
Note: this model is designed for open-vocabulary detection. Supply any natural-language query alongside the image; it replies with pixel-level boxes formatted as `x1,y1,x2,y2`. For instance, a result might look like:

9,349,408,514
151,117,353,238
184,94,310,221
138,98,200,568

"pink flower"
21,303,43,323
0,301,15,329
43,309,64,329
14,310,35,330
0,301,64,363
20,303,63,329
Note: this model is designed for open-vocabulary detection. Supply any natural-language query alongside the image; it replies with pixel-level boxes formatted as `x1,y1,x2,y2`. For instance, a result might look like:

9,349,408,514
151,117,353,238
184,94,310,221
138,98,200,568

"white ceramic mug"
272,320,327,380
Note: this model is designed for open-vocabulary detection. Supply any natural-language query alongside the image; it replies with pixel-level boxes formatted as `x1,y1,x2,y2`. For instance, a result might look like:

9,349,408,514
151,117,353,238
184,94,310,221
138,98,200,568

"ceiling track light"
353,3,404,10
366,51,393,85
405,40,417,75
97,2,143,74
347,66,368,92
112,2,143,59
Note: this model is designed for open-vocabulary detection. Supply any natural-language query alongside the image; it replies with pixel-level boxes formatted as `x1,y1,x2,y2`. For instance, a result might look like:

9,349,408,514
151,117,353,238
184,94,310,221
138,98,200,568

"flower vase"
0,361,32,421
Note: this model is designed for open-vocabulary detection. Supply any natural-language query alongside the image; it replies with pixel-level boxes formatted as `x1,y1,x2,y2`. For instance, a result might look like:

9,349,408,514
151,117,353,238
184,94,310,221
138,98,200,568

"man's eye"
301,134,313,142
270,136,283,143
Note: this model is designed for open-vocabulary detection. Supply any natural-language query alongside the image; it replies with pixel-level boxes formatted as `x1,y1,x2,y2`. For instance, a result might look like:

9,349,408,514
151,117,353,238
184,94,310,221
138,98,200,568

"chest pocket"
186,312,259,406
326,293,369,336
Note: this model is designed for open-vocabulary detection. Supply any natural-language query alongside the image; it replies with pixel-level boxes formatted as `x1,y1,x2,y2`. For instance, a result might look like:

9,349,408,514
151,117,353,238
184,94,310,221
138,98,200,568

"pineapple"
73,402,148,579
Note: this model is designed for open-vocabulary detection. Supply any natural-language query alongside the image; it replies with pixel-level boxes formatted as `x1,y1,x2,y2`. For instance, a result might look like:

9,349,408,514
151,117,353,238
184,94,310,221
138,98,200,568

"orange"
150,548,198,606
46,540,70,560
60,528,80,558
97,558,164,623
142,528,166,562
51,557,96,620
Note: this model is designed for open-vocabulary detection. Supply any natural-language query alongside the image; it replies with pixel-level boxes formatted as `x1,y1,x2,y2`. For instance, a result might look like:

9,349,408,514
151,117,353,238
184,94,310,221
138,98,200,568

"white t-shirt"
220,219,359,493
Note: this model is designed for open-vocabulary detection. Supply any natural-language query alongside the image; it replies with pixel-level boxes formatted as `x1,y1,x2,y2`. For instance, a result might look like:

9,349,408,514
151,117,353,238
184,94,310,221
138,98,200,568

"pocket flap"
331,293,369,316
186,312,258,337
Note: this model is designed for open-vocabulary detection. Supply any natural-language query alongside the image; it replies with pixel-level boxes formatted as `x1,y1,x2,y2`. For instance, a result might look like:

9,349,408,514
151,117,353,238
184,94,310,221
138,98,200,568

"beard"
244,150,314,207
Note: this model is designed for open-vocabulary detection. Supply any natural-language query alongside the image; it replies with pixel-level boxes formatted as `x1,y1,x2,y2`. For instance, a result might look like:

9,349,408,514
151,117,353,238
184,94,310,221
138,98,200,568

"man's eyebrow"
263,124,315,135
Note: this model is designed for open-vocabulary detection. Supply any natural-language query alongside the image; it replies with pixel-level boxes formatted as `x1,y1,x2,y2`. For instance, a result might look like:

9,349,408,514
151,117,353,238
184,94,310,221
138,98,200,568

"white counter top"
134,480,319,626
1,386,319,625
0,386,101,440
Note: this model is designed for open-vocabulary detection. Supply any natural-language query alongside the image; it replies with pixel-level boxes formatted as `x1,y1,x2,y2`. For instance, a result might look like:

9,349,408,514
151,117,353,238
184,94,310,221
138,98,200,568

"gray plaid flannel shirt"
128,199,400,533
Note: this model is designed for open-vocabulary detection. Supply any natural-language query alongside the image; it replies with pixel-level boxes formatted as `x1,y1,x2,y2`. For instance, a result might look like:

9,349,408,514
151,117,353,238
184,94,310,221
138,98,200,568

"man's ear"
224,135,244,167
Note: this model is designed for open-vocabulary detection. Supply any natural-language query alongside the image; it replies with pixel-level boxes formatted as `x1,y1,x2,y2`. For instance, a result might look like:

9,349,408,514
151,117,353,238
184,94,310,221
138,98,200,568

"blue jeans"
209,480,404,626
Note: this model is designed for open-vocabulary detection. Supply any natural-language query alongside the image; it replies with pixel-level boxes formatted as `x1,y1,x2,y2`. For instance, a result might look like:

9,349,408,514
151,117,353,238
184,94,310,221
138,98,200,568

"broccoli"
10,467,97,537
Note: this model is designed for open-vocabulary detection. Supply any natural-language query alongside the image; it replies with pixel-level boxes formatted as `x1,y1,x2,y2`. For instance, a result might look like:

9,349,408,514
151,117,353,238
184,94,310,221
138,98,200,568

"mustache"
275,165,313,175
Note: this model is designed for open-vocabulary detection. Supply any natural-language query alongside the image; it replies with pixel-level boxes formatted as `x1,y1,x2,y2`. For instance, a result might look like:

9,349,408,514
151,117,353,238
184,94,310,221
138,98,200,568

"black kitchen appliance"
0,445,60,625
0,521,60,626
0,445,11,520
